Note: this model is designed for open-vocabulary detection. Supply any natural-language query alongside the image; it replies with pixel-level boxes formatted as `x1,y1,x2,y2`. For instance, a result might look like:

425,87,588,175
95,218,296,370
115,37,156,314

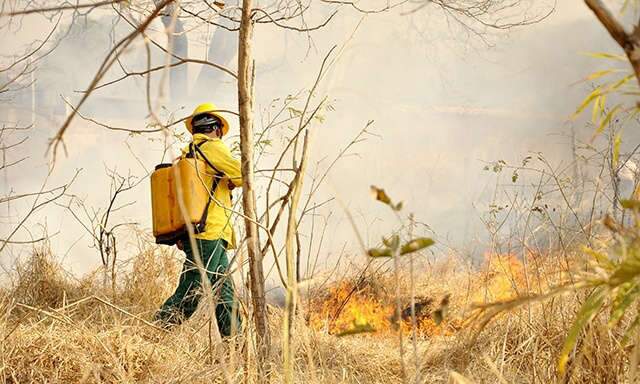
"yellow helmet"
185,103,230,136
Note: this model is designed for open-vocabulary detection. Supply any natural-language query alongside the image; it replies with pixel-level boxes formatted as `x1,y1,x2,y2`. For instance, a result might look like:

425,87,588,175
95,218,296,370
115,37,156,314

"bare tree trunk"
283,132,311,383
238,0,270,373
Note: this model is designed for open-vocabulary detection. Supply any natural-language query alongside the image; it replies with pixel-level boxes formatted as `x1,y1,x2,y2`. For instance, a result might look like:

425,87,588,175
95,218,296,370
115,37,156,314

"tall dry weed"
10,246,77,308
1,235,633,383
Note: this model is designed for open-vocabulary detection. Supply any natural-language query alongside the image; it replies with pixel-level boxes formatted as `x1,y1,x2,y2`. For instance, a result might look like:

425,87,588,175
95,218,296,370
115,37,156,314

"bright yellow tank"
151,158,214,244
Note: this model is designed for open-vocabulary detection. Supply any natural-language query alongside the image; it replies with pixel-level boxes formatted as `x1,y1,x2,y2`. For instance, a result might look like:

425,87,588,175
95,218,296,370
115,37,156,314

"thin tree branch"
1,0,127,17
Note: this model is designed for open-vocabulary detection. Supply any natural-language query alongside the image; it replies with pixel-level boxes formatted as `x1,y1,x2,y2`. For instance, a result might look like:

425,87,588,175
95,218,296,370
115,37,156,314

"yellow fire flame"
308,253,545,338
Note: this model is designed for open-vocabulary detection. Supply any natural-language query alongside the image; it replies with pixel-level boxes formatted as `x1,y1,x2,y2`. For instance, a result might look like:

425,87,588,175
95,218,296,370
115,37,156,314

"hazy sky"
0,1,628,281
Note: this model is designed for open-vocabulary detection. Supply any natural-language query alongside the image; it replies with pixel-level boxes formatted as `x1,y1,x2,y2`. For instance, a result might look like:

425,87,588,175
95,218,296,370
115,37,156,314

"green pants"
155,238,241,336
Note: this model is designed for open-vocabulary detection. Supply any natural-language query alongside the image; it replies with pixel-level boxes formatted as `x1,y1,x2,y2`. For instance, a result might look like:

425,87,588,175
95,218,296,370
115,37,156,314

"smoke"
0,2,627,281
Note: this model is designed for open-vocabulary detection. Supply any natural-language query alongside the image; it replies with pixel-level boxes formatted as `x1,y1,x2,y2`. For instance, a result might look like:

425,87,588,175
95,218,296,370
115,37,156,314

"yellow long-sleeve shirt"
182,134,242,248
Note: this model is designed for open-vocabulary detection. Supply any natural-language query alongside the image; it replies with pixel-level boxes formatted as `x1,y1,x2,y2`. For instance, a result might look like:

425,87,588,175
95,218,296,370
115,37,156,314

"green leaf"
369,237,435,258
592,95,604,123
581,52,627,61
586,69,617,81
594,105,622,137
383,235,400,251
612,133,622,168
558,287,607,375
609,74,635,91
609,283,639,327
583,246,615,270
620,199,640,211
572,87,602,119
609,253,640,287
367,247,392,258
400,237,435,255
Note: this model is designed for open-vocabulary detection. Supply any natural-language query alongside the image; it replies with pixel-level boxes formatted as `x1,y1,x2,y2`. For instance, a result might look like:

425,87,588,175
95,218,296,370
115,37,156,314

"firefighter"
155,103,242,336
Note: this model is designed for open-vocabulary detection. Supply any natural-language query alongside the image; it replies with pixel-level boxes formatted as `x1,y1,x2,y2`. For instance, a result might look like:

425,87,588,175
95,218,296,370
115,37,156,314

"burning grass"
307,278,460,337
306,253,555,339
0,240,632,383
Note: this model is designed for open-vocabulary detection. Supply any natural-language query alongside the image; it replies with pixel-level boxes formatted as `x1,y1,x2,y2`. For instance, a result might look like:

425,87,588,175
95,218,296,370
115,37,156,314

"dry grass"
0,241,633,383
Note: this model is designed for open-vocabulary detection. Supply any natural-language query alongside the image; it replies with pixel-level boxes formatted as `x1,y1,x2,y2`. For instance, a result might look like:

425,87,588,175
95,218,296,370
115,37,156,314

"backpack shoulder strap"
185,142,197,159
193,141,224,176
190,140,227,233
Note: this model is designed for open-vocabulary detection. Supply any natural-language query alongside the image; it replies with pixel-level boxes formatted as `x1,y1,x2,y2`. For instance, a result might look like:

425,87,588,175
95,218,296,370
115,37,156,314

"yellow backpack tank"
150,144,221,245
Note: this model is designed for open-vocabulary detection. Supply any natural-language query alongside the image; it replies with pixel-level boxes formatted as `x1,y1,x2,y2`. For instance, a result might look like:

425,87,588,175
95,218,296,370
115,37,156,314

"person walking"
155,103,242,337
